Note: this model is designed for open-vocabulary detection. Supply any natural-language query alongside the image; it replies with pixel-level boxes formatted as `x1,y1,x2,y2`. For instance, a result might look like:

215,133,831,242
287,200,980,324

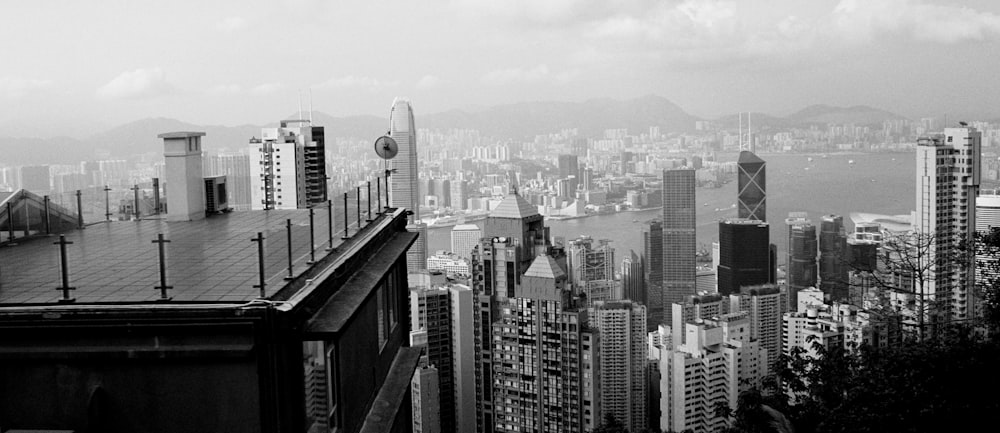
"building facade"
717,219,770,296
249,120,326,210
662,169,697,326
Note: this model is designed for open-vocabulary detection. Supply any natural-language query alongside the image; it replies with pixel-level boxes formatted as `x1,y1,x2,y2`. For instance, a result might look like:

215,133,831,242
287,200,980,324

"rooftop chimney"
159,131,206,222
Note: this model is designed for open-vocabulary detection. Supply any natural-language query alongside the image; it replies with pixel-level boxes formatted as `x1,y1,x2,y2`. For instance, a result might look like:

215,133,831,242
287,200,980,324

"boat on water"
848,159,855,164
807,157,813,162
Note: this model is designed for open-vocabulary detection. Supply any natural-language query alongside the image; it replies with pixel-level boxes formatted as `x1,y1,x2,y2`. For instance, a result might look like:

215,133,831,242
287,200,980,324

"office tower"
643,219,664,330
728,284,785,373
621,250,645,304
482,192,549,266
819,214,849,301
657,312,767,433
433,178,451,208
205,153,252,211
451,179,467,210
490,254,596,433
19,165,50,193
567,236,616,305
411,330,442,433
717,219,770,295
409,284,475,433
249,120,326,210
662,169,696,326
915,127,981,321
558,154,579,179
593,301,647,433
451,223,482,260
408,221,429,274
787,213,818,308
0,132,419,433
737,151,766,221
390,98,419,221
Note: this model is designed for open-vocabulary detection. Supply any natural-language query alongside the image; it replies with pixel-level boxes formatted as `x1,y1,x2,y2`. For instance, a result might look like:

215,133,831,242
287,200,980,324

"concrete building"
592,301,648,433
411,330,442,433
727,285,786,373
451,223,482,261
248,120,326,210
426,252,471,276
0,132,419,433
567,235,617,306
914,127,981,321
717,219,770,296
663,169,697,326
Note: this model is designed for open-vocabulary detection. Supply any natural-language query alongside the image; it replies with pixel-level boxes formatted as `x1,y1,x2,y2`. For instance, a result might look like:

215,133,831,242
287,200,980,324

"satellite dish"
374,135,398,160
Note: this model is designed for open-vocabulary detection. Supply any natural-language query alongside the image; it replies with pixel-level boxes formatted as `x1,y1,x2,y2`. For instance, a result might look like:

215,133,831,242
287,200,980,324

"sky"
3,0,1000,137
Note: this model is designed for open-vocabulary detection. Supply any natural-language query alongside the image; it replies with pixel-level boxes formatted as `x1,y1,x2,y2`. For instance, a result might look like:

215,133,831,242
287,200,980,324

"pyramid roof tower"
490,193,539,219
523,254,566,281
738,150,765,164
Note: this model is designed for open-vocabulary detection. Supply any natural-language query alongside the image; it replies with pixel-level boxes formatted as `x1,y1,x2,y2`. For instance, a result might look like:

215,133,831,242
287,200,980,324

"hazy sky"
3,0,1000,136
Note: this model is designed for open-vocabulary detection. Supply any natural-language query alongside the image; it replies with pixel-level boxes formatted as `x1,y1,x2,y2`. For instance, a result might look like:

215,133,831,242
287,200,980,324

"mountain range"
0,96,909,164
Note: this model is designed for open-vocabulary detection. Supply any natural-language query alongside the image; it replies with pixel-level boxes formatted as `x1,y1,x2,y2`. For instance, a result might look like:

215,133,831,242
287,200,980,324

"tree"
593,413,629,433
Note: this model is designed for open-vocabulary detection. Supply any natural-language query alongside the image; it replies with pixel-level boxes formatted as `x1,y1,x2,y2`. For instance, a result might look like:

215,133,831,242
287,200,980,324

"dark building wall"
718,221,770,295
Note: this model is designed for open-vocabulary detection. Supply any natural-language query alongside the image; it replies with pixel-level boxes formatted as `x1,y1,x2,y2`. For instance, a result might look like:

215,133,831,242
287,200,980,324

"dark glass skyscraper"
786,213,818,306
737,151,766,221
717,219,770,295
662,169,696,326
643,219,664,330
819,214,848,301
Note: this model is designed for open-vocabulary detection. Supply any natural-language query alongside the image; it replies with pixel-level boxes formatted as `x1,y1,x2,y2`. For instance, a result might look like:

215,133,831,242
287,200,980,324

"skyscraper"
737,151,766,221
390,98,419,221
717,219,770,295
915,127,981,322
662,169,696,325
451,223,482,260
787,212,818,307
593,300,647,433
819,214,848,301
643,219,664,330
567,236,616,306
621,250,645,304
249,120,326,210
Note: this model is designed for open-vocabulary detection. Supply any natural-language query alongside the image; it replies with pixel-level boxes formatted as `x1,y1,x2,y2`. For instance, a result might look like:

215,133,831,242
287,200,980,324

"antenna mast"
748,112,753,153
309,88,314,123
738,112,743,151
298,90,304,120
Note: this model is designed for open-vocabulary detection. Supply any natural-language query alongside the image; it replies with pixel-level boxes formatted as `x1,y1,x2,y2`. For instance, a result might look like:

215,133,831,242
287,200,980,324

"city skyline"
4,1,1000,137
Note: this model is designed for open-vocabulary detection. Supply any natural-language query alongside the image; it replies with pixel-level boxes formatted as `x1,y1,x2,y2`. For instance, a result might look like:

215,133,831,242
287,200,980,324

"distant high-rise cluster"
249,119,326,210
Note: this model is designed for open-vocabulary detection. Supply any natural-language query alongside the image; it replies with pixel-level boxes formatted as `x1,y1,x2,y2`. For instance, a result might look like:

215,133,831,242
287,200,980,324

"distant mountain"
712,112,797,130
786,104,906,125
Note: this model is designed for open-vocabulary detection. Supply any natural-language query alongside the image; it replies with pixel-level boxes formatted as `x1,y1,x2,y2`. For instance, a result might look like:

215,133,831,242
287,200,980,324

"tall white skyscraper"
914,126,981,322
388,98,428,271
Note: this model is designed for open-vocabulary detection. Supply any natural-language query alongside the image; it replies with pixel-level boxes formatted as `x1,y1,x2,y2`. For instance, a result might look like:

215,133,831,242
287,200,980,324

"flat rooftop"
0,208,370,305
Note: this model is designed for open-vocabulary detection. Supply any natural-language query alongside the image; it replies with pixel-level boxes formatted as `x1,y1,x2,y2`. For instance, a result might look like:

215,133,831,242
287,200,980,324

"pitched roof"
523,254,566,280
738,150,765,164
489,194,539,219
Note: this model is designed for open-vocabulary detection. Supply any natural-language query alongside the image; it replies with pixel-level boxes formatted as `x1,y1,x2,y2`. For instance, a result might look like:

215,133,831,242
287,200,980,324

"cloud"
482,65,551,85
0,76,52,99
96,67,174,100
416,75,442,89
208,84,243,95
316,75,398,91
250,82,284,95
216,16,248,33
832,0,1000,44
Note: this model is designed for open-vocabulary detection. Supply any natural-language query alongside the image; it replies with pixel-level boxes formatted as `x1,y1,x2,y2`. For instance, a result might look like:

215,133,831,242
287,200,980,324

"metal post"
152,178,161,215
5,202,13,241
284,219,294,280
54,235,75,303
43,195,51,235
326,199,334,250
75,190,84,229
308,208,316,264
356,186,361,230
103,185,112,221
366,181,373,222
251,232,266,297
131,184,141,220
384,169,392,210
376,177,382,215
342,192,349,239
152,233,172,301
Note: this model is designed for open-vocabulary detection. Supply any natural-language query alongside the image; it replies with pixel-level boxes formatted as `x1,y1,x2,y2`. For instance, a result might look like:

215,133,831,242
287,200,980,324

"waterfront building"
643,219,664,330
451,223,482,261
819,214,848,301
914,127,981,321
662,168,697,326
249,120,326,210
737,151,766,221
592,300,648,433
717,218,770,296
786,213,818,309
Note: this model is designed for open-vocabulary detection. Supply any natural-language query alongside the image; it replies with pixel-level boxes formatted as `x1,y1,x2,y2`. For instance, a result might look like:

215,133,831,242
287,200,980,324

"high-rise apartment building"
717,219,770,295
451,223,482,261
592,301,647,433
662,169,696,326
567,236,616,306
786,213,818,308
727,285,785,373
621,250,645,304
819,214,848,301
914,127,981,321
643,219,664,330
409,284,475,433
737,151,766,221
408,221,429,274
249,120,326,210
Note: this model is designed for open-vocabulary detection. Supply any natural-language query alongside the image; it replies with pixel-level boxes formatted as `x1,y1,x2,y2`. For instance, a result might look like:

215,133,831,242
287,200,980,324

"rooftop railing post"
326,199,334,250
284,218,294,280
54,235,75,303
376,177,383,215
75,190,84,229
356,186,361,230
384,169,392,210
308,208,316,264
251,232,266,297
6,202,13,241
103,185,112,221
43,195,51,235
342,192,349,240
152,233,172,301
131,184,141,220
366,181,373,222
